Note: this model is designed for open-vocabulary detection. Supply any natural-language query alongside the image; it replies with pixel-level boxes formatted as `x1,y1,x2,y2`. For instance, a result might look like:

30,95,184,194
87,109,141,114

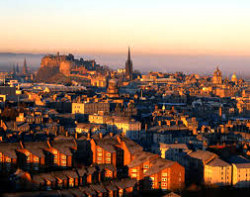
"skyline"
1,0,250,56
1,52,250,79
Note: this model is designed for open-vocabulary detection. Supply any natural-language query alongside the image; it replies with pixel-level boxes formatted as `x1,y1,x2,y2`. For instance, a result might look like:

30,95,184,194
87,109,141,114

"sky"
0,0,250,76
1,0,250,55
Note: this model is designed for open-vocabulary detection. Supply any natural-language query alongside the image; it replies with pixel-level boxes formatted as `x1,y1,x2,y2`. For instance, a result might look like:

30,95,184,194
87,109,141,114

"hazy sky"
1,0,250,56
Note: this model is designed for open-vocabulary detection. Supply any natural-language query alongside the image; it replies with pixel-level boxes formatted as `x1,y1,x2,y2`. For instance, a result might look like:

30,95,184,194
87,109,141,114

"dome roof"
231,73,237,82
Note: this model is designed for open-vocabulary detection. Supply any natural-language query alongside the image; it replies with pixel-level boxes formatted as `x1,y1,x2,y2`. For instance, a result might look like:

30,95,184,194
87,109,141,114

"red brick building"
90,133,143,167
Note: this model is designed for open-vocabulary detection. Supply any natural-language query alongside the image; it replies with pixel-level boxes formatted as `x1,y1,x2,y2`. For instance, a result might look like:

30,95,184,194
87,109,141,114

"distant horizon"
0,51,250,80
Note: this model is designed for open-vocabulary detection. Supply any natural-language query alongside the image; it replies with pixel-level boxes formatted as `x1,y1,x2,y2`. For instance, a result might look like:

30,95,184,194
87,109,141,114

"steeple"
128,47,131,61
125,47,133,80
22,58,28,75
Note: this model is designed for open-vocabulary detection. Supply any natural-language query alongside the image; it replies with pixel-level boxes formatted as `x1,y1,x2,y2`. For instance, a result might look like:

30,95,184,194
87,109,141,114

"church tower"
125,47,133,80
212,66,222,84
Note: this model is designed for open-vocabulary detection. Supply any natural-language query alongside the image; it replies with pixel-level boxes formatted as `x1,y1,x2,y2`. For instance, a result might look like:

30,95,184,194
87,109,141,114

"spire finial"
128,46,131,60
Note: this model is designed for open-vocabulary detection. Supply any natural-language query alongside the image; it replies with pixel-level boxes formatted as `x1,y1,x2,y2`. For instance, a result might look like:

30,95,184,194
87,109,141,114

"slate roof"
63,170,78,179
0,142,21,158
93,133,143,155
207,158,231,167
188,150,217,163
91,184,107,193
97,164,116,172
112,178,137,189
234,163,250,168
160,143,189,150
128,151,157,168
23,141,48,157
51,139,76,156
80,187,97,195
76,167,87,177
144,158,176,176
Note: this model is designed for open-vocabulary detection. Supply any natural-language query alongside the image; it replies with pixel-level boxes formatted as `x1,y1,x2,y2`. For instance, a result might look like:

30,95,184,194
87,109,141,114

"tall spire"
22,58,28,74
128,46,131,61
125,47,133,80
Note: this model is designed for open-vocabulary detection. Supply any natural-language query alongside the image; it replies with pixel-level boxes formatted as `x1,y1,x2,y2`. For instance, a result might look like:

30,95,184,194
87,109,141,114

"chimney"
99,133,103,139
166,120,171,126
219,106,222,117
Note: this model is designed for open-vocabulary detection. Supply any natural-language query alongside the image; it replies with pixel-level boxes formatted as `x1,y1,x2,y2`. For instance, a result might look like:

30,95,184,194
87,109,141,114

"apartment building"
204,158,232,186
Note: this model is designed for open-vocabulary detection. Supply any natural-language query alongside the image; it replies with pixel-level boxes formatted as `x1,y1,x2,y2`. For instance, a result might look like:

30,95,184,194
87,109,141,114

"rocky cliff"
36,54,74,82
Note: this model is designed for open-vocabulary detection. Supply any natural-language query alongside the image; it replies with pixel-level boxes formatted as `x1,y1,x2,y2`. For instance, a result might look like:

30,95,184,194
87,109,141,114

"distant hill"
35,53,105,83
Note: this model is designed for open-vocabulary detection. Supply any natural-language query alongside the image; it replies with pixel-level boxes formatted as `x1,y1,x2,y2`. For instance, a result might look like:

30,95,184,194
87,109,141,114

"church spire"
128,46,131,61
22,58,28,74
125,47,133,80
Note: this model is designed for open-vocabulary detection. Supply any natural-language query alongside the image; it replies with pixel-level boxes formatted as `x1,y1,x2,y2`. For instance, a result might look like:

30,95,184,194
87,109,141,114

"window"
131,169,138,172
97,148,102,152
106,153,111,157
162,173,168,177
106,158,111,163
54,154,58,164
61,159,67,166
34,157,39,162
69,178,74,187
131,174,137,178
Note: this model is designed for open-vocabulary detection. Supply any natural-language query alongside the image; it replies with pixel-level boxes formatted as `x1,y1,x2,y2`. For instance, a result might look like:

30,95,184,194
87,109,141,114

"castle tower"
22,58,28,75
212,66,222,84
125,47,133,80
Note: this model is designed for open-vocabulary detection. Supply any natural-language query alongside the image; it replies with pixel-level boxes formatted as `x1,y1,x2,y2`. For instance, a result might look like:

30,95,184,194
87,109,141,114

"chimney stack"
99,133,103,139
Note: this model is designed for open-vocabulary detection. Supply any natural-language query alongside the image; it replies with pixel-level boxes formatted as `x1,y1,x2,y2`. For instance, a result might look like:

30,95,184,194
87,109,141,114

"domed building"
212,67,222,84
106,78,119,98
231,72,238,84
